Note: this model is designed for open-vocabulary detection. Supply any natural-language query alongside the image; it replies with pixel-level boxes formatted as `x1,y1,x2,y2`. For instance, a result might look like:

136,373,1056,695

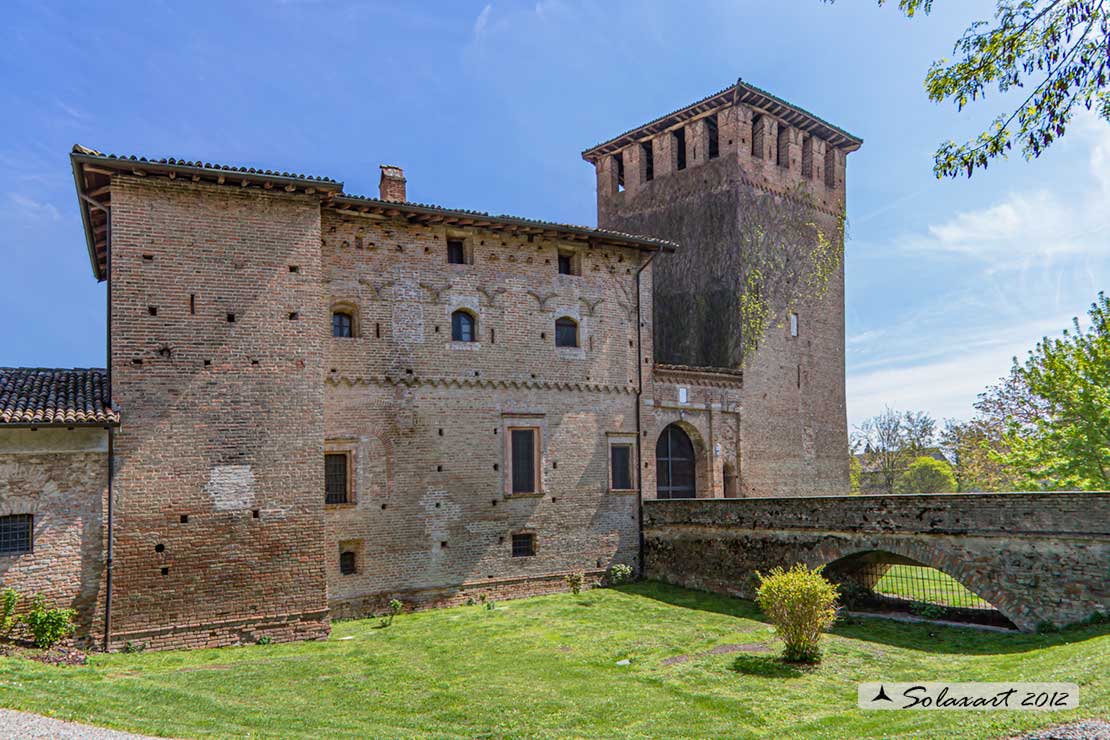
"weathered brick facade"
9,80,862,649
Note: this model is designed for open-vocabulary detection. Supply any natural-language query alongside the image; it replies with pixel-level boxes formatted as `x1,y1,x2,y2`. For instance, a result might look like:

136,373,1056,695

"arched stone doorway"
656,423,697,499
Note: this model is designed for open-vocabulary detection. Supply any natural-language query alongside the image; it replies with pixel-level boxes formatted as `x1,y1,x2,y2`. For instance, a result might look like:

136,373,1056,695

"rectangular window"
673,127,686,170
558,252,574,275
790,312,799,337
0,514,32,555
339,550,357,575
510,428,538,494
777,124,789,168
707,114,719,159
610,444,634,491
447,239,466,264
641,141,654,181
511,532,536,557
325,453,349,504
613,153,625,192
751,114,764,159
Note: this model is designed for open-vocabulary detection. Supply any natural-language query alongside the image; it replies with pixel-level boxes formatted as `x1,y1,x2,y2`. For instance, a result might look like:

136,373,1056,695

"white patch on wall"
677,387,688,404
204,464,256,511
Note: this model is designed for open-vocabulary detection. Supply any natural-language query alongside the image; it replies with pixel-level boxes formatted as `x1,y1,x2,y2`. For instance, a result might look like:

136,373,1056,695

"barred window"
510,428,538,494
511,532,536,557
0,514,32,556
325,453,349,504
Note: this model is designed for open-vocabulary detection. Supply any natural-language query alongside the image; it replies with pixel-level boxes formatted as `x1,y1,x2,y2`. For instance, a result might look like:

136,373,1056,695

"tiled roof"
71,145,339,184
581,78,863,160
331,194,678,252
0,368,118,426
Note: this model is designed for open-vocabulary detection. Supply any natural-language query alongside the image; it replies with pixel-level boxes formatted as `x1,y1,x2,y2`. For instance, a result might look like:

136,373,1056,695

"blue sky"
2,0,1106,430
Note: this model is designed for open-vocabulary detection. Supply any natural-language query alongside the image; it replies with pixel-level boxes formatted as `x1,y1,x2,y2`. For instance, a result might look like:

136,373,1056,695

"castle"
0,80,860,650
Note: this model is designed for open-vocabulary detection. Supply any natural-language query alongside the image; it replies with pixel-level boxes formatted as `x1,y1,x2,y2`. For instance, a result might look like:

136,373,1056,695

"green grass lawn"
1,582,1106,739
874,564,993,609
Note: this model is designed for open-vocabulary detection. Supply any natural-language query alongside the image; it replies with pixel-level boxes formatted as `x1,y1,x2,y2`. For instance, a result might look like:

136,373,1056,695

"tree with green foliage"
994,293,1110,489
939,417,1021,491
826,0,1110,178
895,455,958,493
849,453,862,493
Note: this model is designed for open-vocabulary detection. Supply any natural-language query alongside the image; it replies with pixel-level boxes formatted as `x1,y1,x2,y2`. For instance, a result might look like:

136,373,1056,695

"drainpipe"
633,250,658,578
85,192,114,652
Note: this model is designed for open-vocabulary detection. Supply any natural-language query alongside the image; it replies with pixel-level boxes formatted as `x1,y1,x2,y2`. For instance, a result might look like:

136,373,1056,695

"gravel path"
0,709,169,739
1006,720,1110,739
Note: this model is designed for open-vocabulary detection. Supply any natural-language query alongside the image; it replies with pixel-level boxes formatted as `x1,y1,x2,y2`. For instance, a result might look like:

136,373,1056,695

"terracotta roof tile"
0,368,118,426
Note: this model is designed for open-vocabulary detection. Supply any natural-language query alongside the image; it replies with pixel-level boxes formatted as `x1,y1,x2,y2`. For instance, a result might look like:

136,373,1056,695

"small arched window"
555,317,579,348
332,311,354,338
451,310,476,342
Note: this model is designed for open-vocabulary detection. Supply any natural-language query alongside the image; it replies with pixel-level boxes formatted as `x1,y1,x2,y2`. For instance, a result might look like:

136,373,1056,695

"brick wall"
320,210,647,615
643,493,1110,631
0,428,107,643
105,176,330,650
592,99,850,498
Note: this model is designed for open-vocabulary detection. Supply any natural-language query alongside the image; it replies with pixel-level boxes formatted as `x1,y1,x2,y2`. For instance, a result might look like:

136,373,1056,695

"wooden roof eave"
328,197,676,253
70,154,105,282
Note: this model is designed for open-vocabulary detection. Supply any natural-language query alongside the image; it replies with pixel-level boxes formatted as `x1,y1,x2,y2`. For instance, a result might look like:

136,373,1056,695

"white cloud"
900,114,1110,270
3,193,60,222
473,4,493,39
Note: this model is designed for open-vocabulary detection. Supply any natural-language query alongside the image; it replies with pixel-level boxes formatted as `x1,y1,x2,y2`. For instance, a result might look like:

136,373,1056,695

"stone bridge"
643,492,1110,632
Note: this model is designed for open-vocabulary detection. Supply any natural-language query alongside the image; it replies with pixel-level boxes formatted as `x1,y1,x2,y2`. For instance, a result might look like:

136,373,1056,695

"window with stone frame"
0,514,32,555
325,452,350,504
609,442,635,491
509,427,539,494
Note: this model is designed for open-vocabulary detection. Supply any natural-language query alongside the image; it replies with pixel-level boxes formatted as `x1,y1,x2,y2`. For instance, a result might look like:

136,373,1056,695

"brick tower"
582,80,862,497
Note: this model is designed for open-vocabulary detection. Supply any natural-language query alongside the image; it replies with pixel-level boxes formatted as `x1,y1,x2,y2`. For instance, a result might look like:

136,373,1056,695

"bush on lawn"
607,563,634,586
756,564,839,663
22,595,76,649
1,587,18,637
565,572,584,595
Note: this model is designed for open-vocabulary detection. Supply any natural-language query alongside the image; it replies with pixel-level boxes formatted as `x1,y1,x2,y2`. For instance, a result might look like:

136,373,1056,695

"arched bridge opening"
823,551,1018,630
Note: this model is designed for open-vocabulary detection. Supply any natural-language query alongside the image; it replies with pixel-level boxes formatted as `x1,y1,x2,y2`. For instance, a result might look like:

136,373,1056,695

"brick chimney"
379,165,406,202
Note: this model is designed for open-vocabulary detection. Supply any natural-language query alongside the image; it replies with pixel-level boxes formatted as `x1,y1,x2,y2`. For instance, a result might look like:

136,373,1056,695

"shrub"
564,572,584,595
608,564,634,586
1,588,18,637
910,602,948,620
378,599,403,628
755,564,839,663
895,456,957,494
22,595,76,649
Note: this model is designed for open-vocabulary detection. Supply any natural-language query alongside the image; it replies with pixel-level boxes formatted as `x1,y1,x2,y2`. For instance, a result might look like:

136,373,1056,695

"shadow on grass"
622,580,1110,656
728,654,810,679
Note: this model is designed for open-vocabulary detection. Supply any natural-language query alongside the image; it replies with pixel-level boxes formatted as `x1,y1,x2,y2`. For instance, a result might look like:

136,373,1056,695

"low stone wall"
643,493,1110,632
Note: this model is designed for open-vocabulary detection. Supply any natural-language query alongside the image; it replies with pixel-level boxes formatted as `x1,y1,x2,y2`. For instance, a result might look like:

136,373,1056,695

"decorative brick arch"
653,420,710,499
